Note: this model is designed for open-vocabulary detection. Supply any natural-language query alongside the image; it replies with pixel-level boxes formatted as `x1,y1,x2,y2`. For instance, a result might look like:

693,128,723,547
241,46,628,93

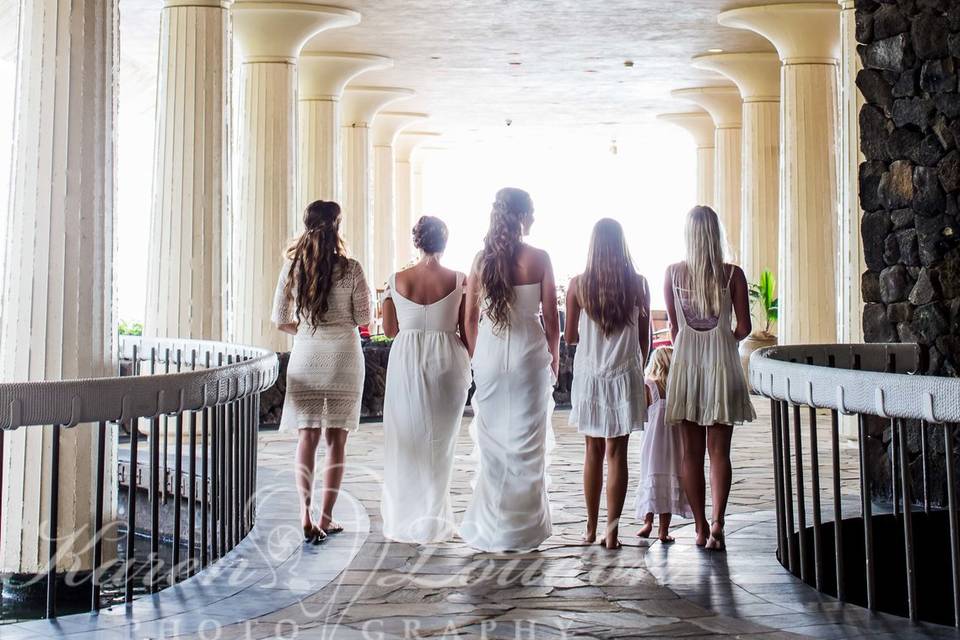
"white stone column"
720,2,841,345
371,112,427,287
340,86,414,278
693,53,781,288
838,0,864,344
0,0,118,573
232,2,359,351
672,86,744,258
656,111,716,207
298,52,391,209
145,0,231,341
394,132,442,268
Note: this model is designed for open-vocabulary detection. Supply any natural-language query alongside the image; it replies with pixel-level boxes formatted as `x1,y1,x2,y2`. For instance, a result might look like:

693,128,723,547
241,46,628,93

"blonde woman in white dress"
380,216,471,544
272,200,371,544
664,205,755,551
565,218,650,550
460,187,560,553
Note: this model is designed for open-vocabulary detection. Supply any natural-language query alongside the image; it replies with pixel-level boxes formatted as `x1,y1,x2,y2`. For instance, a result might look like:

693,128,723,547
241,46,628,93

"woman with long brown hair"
460,187,560,552
565,218,650,549
272,200,371,544
664,205,755,551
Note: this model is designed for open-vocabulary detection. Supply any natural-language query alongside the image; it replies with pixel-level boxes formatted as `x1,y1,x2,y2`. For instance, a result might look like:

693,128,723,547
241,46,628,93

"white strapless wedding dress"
460,283,555,552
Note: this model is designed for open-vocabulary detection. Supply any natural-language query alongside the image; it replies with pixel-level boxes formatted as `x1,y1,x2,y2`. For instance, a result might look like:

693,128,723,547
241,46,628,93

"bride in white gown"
460,187,560,553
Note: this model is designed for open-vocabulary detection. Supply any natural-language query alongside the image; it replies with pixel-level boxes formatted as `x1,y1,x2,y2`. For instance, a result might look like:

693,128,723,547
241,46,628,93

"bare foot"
581,529,597,544
604,536,622,550
658,534,675,544
636,522,653,538
695,525,708,547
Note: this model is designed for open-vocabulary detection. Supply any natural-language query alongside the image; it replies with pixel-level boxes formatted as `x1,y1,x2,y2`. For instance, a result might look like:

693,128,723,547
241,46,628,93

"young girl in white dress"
664,205,755,551
461,187,560,553
635,346,690,543
380,216,471,544
566,218,650,550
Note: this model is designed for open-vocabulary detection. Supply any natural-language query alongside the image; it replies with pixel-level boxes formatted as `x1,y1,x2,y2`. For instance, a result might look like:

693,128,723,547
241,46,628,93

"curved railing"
0,336,279,618
750,343,960,627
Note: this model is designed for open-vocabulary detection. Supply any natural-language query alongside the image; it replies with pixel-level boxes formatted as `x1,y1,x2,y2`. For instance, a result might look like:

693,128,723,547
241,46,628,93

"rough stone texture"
892,96,935,129
910,266,939,304
880,263,913,302
939,149,960,192
911,10,950,59
864,301,897,341
913,165,947,213
880,159,915,208
863,209,893,271
920,58,957,93
865,32,912,72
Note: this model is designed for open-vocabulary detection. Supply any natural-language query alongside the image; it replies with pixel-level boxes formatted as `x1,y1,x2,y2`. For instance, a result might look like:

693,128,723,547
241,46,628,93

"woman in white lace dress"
460,187,560,553
272,200,371,544
380,216,471,543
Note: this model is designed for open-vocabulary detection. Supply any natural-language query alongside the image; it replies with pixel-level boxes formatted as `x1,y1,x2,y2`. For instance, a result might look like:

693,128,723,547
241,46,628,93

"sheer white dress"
380,272,471,544
460,283,555,552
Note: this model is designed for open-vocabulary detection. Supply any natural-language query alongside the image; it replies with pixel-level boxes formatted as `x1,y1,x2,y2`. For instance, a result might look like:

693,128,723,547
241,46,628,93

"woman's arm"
271,259,299,335
563,276,581,345
351,261,372,327
382,298,399,338
464,256,483,356
540,252,561,377
664,265,679,343
730,265,753,341
278,323,298,335
637,275,651,363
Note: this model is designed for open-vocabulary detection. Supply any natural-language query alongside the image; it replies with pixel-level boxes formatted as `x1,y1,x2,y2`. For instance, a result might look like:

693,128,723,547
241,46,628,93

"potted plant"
739,269,778,383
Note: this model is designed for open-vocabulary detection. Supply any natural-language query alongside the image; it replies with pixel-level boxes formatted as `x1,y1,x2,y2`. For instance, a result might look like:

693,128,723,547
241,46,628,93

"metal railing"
0,336,278,618
751,343,960,626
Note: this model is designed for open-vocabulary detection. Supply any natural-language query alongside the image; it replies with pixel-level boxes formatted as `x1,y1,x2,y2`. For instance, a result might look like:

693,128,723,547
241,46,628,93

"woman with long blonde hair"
272,200,371,544
664,205,755,550
460,187,560,552
565,218,650,549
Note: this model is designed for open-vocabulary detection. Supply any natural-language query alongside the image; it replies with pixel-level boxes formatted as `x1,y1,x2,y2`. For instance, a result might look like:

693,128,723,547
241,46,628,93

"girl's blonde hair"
645,346,673,394
682,205,727,319
578,218,642,336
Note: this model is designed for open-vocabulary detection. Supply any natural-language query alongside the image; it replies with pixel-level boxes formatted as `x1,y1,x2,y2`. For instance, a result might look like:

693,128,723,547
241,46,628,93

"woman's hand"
278,322,298,336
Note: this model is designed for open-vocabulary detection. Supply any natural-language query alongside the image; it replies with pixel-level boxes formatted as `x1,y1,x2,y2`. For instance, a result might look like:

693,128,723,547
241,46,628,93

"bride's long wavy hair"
578,218,642,336
479,187,534,330
284,200,348,328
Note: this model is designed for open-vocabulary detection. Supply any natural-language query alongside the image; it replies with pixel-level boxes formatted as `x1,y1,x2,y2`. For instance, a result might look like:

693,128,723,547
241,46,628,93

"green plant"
118,319,143,336
370,334,393,345
748,269,778,336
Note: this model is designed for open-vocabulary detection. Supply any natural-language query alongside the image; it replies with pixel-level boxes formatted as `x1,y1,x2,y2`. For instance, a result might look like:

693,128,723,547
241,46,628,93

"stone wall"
857,0,960,376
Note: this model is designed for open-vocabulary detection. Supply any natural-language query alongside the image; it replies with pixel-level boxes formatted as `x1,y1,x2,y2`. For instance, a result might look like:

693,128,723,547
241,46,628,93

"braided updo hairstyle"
284,200,348,329
479,187,534,330
412,215,449,254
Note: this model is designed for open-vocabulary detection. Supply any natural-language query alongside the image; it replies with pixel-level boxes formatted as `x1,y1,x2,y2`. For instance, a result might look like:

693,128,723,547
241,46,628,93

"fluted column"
232,2,359,351
371,112,427,287
145,0,231,341
657,111,716,207
672,86,743,257
340,86,414,278
838,0,864,344
0,0,117,574
693,53,781,289
297,52,391,209
394,131,441,268
720,2,841,344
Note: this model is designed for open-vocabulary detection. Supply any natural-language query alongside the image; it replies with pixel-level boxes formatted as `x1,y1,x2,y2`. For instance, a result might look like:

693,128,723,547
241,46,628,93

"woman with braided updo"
460,187,560,552
379,216,471,544
272,200,371,544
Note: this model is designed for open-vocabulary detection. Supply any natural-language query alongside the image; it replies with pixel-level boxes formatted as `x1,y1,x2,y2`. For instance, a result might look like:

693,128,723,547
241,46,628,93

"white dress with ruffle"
635,380,691,518
569,306,647,438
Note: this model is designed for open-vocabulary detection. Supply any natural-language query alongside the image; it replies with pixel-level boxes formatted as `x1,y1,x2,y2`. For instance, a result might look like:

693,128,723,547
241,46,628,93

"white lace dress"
271,258,371,431
380,272,471,544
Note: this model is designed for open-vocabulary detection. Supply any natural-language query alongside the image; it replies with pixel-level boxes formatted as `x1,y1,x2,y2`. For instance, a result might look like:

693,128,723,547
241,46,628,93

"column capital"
232,2,359,63
299,52,392,100
373,112,429,147
718,3,840,64
671,86,742,129
341,86,415,126
657,111,716,148
692,52,781,102
396,131,442,161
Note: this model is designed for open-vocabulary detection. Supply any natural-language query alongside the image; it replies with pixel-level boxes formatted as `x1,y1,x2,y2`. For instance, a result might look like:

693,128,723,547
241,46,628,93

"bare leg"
707,424,734,543
680,421,708,546
296,428,323,529
582,436,606,543
318,428,349,532
658,513,674,543
604,435,630,549
637,513,654,538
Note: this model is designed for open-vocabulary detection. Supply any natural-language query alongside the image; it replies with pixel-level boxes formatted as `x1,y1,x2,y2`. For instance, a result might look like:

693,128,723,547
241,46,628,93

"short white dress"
569,299,648,438
665,264,755,427
635,380,690,518
271,257,371,431
380,272,471,544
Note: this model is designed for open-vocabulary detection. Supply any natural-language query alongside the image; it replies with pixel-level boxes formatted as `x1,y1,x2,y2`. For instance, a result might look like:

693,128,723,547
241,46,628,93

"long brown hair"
578,218,642,336
682,205,727,318
284,200,348,328
479,187,533,329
